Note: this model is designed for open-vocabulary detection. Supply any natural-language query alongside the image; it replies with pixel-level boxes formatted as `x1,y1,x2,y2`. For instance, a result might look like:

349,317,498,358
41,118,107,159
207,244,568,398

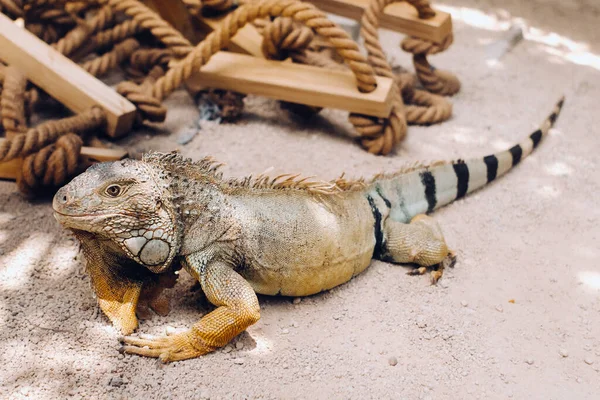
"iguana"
52,98,563,362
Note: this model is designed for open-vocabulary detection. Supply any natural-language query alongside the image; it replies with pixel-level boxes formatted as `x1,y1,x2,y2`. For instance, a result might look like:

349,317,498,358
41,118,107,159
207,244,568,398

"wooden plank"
185,51,394,117
0,139,128,180
0,158,21,180
0,12,137,137
194,15,265,58
304,0,452,44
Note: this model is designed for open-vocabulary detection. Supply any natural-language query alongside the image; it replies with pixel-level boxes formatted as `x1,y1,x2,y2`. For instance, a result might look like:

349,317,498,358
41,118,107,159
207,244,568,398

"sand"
1,0,599,398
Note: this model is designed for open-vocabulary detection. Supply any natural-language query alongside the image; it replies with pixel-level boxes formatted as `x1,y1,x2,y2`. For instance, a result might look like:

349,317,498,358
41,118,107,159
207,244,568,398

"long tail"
369,97,565,223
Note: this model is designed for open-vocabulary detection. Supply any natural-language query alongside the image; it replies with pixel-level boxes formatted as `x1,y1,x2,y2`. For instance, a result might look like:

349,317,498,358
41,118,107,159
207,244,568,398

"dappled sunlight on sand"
247,331,275,356
578,271,600,292
437,3,600,71
0,233,53,289
535,185,562,199
544,161,574,176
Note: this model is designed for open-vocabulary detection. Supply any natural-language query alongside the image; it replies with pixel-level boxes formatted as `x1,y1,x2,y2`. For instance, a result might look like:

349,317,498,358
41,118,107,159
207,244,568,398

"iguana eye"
105,184,122,197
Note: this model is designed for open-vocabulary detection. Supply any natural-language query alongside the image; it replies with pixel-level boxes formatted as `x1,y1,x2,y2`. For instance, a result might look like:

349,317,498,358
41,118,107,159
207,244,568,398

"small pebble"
165,326,177,335
232,358,245,365
292,298,302,305
460,300,468,307
496,305,504,313
108,376,124,387
388,356,398,366
525,358,534,365
584,357,594,365
282,328,290,334
416,317,427,329
559,349,568,358
576,377,582,383
235,341,244,350
222,345,233,353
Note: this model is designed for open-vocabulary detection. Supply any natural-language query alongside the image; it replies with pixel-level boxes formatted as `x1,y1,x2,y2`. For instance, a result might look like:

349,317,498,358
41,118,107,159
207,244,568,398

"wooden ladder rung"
304,0,452,44
0,12,137,138
185,51,394,118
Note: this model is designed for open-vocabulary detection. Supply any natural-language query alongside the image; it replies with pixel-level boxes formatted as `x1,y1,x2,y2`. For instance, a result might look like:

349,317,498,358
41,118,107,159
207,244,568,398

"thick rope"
125,48,173,83
116,70,167,124
110,0,375,123
81,38,141,77
0,0,24,18
0,107,106,162
147,0,376,117
261,17,314,60
405,89,452,124
90,19,143,51
260,17,323,116
406,0,436,18
25,22,61,43
0,66,28,137
51,5,116,56
351,0,407,155
17,133,83,195
97,0,194,57
401,34,460,96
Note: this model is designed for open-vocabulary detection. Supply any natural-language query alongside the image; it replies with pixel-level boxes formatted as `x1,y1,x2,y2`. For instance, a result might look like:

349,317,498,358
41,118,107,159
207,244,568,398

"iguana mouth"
52,211,121,231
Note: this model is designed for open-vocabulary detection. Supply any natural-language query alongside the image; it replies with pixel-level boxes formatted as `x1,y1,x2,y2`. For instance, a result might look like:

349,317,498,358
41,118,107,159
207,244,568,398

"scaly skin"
52,98,564,362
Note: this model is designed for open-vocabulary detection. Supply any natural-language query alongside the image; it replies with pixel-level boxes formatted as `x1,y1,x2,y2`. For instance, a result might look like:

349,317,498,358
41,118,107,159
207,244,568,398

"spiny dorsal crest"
143,151,224,182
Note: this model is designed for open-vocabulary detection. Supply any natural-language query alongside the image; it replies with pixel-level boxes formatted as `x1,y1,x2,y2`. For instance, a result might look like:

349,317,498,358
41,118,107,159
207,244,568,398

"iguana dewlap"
52,98,563,362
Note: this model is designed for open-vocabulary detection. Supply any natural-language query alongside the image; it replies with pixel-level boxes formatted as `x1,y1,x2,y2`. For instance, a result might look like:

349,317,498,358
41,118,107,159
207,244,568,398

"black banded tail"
368,97,565,224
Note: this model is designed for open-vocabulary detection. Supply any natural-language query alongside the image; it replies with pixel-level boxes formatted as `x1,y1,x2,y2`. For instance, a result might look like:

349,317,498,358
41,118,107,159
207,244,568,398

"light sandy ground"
1,0,599,399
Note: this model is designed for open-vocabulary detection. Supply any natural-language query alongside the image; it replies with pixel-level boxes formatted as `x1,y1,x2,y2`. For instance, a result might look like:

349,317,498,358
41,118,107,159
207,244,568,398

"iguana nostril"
62,195,67,203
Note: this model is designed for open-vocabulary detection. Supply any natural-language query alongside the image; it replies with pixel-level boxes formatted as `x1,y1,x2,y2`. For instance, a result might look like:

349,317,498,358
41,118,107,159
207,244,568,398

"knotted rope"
401,34,460,96
17,133,83,196
0,107,106,162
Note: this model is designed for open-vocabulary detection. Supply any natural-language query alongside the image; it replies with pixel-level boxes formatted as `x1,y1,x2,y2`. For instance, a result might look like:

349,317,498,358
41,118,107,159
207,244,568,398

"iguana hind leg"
120,260,260,362
383,214,456,284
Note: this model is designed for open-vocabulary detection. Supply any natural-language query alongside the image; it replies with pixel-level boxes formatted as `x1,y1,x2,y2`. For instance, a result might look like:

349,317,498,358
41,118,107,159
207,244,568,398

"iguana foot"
119,331,215,362
406,251,457,284
98,298,139,335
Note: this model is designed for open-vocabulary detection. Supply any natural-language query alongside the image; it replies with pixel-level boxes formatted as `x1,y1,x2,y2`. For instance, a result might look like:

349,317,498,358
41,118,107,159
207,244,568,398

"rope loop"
18,133,83,195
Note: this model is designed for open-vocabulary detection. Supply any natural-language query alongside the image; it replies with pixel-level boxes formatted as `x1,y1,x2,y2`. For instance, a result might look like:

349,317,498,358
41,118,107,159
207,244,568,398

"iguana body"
52,98,563,362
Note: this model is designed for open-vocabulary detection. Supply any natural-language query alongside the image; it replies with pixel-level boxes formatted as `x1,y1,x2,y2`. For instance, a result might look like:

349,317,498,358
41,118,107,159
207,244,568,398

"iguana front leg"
77,232,177,333
76,233,143,335
87,265,142,335
120,259,260,362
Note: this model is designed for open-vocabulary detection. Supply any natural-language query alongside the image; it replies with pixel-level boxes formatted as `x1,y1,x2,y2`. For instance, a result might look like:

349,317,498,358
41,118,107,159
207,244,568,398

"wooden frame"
185,51,394,117
303,0,452,44
0,12,137,138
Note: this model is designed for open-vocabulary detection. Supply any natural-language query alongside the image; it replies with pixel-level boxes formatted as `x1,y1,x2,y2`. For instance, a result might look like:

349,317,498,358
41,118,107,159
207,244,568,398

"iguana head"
53,159,180,273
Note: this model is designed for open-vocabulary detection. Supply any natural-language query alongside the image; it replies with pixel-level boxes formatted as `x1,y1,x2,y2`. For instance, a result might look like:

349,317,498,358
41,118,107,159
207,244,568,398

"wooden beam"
184,51,394,117
0,139,128,180
304,0,452,44
0,12,137,137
